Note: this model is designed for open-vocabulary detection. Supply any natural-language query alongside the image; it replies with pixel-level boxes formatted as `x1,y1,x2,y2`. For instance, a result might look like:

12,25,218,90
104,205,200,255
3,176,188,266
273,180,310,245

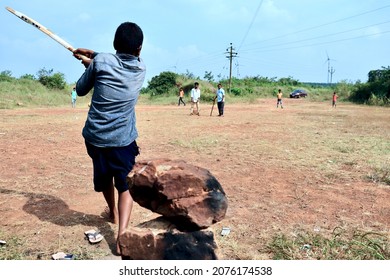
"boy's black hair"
113,22,143,55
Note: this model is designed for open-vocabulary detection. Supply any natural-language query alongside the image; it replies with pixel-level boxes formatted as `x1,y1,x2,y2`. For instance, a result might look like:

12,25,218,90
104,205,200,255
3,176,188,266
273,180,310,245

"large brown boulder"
127,159,228,230
119,218,218,260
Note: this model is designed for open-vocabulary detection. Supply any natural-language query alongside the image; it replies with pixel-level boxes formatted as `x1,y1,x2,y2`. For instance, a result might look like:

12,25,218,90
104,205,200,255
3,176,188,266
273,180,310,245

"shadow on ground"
0,188,119,256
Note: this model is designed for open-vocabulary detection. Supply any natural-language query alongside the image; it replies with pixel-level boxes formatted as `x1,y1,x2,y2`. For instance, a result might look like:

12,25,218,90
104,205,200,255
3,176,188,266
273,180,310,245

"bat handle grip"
71,48,93,68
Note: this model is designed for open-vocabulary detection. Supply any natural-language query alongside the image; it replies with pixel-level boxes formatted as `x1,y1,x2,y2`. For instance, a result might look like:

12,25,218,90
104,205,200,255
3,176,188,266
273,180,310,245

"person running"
276,89,283,109
73,22,145,255
178,87,186,106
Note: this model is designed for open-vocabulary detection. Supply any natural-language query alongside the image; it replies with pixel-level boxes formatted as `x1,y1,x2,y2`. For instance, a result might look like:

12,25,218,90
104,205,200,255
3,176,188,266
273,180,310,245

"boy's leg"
102,180,118,224
117,190,133,254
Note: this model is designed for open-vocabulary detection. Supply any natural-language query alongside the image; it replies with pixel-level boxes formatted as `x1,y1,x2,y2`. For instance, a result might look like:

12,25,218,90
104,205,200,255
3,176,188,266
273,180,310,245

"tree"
147,71,178,95
37,68,67,90
350,66,390,104
278,76,299,86
184,69,196,79
0,70,14,82
204,71,214,82
20,74,36,80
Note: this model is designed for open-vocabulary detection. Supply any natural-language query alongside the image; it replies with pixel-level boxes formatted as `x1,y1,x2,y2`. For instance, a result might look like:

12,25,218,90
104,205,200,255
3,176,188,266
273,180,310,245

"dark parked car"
290,89,308,98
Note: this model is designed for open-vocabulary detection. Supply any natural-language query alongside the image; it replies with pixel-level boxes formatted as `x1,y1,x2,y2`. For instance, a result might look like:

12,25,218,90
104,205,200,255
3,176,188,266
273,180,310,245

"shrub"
349,66,390,105
0,70,14,82
231,88,242,96
147,71,178,95
37,68,67,90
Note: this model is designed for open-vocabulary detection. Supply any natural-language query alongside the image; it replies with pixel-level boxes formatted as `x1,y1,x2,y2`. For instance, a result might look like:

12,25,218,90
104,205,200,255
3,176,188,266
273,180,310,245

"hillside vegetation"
1,66,389,109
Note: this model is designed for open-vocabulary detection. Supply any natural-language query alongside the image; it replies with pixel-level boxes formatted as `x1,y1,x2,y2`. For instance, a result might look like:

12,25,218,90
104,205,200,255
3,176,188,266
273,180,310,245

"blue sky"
1,0,389,86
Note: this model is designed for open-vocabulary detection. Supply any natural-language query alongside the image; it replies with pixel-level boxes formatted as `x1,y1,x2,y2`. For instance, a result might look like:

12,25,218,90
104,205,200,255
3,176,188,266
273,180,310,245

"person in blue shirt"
71,87,77,108
215,83,225,116
73,22,146,255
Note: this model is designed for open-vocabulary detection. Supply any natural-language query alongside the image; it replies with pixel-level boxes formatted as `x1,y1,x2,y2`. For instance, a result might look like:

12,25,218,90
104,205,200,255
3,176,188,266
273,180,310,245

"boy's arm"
73,48,97,68
76,61,95,96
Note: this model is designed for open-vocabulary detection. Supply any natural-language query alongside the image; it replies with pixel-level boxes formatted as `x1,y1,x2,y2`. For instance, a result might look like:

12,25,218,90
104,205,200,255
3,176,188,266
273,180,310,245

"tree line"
1,66,389,106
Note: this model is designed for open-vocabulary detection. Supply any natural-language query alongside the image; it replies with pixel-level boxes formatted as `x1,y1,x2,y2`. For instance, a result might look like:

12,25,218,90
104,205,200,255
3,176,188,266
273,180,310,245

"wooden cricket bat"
6,6,78,53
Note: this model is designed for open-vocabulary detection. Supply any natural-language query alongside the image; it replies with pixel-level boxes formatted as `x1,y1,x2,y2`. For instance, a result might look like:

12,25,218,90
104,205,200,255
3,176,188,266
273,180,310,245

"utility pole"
225,43,238,94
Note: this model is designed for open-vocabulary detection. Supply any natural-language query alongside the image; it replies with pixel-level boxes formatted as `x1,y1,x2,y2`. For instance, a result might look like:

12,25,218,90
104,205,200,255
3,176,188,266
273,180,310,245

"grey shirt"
76,52,146,147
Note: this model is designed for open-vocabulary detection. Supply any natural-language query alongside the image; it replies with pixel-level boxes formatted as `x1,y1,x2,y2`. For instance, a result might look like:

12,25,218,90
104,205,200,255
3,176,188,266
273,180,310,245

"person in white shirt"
190,82,201,116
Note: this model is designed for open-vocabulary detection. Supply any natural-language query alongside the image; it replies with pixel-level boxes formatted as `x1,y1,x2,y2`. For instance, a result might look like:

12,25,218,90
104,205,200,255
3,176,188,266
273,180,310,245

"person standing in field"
190,82,201,116
215,83,225,116
178,87,186,106
71,87,77,108
73,22,145,255
276,89,283,109
332,91,338,107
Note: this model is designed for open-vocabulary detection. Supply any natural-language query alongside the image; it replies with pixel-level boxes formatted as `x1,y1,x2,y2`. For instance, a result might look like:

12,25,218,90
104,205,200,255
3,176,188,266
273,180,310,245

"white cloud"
261,0,292,20
364,26,383,39
77,12,92,22
177,44,205,57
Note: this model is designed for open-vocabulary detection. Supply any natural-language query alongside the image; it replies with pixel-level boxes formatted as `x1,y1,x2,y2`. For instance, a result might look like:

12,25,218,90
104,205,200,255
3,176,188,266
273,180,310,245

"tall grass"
268,227,389,260
0,79,90,109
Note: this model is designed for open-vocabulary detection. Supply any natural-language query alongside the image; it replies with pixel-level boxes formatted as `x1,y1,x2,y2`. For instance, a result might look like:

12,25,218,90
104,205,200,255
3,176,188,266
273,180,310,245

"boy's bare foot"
101,206,119,224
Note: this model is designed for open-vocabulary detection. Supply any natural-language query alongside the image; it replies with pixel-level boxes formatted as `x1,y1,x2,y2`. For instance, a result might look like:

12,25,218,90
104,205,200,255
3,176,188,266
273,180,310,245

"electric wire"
237,0,264,51
241,4,390,48
240,20,390,53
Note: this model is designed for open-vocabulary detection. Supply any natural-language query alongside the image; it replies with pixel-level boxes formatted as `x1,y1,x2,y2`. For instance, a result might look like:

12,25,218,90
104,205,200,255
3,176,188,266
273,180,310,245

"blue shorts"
85,141,139,193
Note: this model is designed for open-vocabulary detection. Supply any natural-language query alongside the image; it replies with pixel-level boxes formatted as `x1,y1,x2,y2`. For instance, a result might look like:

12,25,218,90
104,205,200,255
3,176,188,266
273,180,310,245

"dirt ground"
0,99,389,260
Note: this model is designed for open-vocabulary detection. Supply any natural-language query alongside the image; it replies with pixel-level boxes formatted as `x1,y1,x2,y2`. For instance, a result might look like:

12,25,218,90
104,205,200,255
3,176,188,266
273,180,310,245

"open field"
0,98,389,260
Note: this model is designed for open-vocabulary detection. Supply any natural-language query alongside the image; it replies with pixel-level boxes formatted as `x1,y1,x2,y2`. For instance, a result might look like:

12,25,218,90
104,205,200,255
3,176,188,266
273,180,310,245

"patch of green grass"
268,227,389,260
367,164,390,185
0,233,26,260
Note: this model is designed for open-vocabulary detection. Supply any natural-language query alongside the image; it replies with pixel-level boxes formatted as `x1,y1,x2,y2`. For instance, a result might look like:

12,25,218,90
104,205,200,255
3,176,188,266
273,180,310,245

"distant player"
332,92,338,107
276,89,283,109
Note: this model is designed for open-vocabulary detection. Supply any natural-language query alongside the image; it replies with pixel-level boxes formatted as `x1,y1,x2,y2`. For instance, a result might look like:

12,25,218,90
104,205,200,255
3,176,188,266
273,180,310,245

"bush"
37,68,67,90
349,66,390,105
231,88,242,96
0,70,14,82
349,83,372,104
20,74,36,80
146,71,178,95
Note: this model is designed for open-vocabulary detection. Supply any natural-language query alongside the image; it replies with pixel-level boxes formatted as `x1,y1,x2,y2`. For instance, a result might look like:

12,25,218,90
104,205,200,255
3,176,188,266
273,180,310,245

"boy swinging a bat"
73,22,146,255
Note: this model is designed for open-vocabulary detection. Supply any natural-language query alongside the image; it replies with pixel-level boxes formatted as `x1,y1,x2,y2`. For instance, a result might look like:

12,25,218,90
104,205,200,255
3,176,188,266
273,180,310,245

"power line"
238,0,264,51
241,4,390,48
240,29,390,54
240,20,390,53
157,4,390,82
